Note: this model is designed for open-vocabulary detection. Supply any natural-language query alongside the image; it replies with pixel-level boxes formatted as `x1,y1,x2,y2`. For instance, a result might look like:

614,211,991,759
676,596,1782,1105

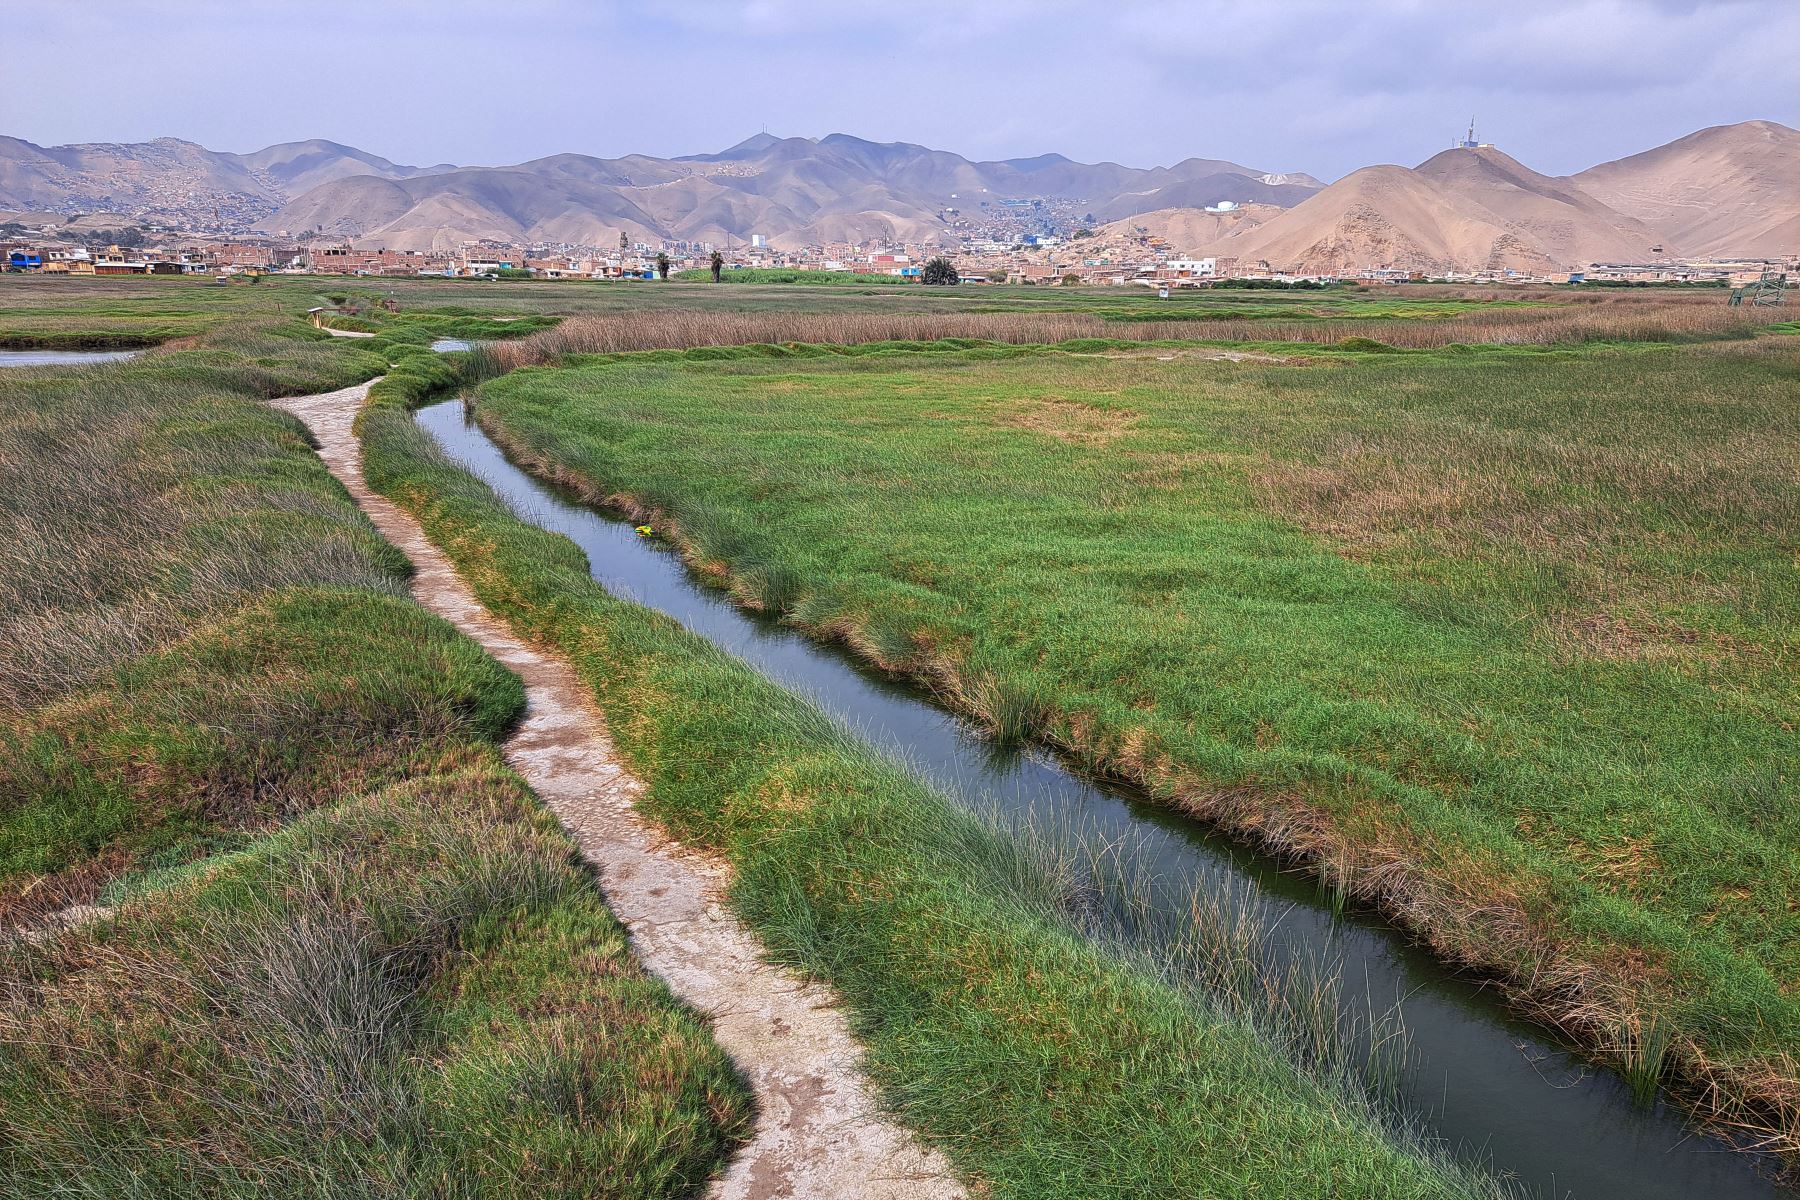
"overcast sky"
5,0,1796,180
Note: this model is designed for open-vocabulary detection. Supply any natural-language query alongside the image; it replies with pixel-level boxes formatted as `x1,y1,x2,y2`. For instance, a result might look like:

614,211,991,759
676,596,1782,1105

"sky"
5,0,1797,180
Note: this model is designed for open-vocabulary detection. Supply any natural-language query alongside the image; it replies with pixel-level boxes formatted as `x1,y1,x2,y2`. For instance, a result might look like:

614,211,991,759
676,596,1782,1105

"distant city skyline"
5,0,1797,181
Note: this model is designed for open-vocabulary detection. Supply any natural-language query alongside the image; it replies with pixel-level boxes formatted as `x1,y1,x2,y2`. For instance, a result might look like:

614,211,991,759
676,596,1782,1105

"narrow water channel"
0,348,140,368
417,398,1789,1200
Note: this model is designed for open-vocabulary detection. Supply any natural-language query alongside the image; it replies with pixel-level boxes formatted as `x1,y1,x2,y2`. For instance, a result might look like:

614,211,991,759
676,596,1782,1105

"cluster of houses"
3,242,304,276
0,237,948,282
6,231,1791,290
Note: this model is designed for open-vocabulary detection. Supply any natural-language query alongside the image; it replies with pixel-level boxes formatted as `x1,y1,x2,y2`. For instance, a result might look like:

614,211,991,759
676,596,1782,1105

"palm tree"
710,249,724,283
655,251,671,280
922,256,959,286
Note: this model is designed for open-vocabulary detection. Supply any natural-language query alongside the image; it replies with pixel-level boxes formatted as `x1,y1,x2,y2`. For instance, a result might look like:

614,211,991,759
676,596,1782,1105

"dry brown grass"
1001,396,1139,445
482,296,1780,370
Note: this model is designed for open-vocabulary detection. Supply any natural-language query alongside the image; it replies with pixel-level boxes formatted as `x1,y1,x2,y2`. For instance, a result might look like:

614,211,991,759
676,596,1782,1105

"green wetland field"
0,301,748,1197
1,272,1795,1198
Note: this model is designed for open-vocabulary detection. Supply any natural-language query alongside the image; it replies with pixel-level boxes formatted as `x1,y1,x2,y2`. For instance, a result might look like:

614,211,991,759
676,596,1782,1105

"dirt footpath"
275,381,964,1200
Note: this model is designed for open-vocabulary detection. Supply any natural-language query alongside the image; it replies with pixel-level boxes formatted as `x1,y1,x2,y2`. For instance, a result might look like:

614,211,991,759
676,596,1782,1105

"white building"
1165,258,1219,278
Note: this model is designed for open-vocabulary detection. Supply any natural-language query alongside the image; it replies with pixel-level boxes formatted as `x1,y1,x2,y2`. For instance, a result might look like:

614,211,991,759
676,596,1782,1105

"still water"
0,348,140,367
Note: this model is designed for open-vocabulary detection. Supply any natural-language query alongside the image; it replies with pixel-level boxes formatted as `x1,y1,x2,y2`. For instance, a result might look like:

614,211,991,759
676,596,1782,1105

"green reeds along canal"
416,397,1792,1200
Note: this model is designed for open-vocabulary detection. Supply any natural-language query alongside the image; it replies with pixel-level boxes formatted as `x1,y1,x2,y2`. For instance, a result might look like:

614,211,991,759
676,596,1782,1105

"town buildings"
4,203,1793,289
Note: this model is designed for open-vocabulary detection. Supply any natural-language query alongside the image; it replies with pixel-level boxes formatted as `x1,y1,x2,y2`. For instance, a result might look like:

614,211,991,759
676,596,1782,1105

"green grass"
358,371,1512,1198
1,749,749,1199
1,589,515,895
0,295,752,1196
467,334,1800,1149
314,304,559,343
0,324,396,716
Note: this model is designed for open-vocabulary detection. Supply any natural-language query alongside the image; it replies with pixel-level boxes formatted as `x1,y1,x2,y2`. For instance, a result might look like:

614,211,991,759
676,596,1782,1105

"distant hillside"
0,130,1322,249
233,139,453,197
1092,204,1282,251
0,136,447,225
1204,164,1528,275
1106,125,1795,273
0,122,1792,266
1572,120,1800,257
1173,135,1770,276
256,132,1323,251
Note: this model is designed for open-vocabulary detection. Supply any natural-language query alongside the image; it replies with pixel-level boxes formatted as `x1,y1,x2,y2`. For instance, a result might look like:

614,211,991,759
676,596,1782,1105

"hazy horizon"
5,1,1798,182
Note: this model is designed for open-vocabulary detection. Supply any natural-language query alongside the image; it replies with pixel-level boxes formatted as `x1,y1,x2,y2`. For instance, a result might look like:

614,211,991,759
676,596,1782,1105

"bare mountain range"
0,136,455,227
1166,121,1798,274
0,130,1320,252
1,122,1794,271
261,133,1329,253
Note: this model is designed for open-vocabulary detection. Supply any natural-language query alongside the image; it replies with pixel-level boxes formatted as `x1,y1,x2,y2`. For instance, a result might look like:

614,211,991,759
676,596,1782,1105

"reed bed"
0,755,749,1198
482,297,1774,370
0,307,753,1196
0,350,398,715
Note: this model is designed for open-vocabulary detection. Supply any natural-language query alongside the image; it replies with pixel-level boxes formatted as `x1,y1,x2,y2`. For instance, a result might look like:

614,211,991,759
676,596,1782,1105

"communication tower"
1455,119,1492,150
1730,269,1787,307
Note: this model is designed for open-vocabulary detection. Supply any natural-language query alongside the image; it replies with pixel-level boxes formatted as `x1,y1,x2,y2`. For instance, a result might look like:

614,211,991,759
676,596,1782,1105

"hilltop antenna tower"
1457,118,1480,150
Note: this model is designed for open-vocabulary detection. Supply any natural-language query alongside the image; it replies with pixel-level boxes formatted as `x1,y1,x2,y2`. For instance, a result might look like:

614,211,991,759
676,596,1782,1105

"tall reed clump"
0,332,396,715
1619,1014,1677,1108
964,671,1056,747
0,757,751,1198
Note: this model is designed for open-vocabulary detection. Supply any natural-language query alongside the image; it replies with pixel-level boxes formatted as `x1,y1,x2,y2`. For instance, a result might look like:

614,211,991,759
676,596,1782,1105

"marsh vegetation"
0,304,750,1197
468,319,1799,1162
4,272,1794,1196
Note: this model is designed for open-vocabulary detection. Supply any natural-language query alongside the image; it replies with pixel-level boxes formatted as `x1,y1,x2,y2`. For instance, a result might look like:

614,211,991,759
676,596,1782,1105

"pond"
0,348,141,368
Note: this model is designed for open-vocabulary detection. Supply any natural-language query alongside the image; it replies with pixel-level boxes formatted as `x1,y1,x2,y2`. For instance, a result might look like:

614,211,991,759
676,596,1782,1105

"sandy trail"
273,381,962,1200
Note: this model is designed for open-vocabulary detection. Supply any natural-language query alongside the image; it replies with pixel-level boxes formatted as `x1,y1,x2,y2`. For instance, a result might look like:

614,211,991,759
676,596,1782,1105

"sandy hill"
1207,164,1535,275
234,139,454,196
1203,145,1673,275
1093,174,1318,222
1411,145,1668,264
1573,120,1800,256
0,136,269,216
1092,204,1281,253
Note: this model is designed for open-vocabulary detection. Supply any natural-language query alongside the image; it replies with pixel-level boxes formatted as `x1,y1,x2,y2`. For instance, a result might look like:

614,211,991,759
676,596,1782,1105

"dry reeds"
482,296,1779,372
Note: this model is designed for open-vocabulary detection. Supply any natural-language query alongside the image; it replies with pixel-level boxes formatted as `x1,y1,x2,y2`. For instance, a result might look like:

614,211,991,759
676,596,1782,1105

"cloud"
2,0,1794,178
